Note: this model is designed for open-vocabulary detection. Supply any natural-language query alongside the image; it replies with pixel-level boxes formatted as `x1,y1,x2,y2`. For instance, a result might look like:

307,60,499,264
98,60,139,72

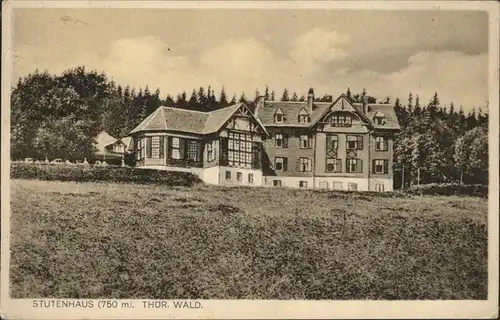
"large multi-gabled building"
128,88,400,191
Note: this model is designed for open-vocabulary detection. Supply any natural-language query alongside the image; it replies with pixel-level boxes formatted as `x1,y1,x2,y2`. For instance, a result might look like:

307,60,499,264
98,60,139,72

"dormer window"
299,115,310,123
374,116,386,125
274,108,284,123
298,108,310,124
373,111,386,125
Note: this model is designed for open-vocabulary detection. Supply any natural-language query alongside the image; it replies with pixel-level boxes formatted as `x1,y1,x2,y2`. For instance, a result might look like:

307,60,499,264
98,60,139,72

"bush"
404,183,488,197
10,163,201,186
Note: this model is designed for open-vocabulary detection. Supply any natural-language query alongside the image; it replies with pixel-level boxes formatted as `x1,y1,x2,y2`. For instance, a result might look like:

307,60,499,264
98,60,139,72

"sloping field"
9,179,488,299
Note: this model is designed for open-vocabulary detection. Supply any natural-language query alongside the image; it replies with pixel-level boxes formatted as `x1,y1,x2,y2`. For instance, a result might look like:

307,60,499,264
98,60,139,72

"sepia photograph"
1,1,498,319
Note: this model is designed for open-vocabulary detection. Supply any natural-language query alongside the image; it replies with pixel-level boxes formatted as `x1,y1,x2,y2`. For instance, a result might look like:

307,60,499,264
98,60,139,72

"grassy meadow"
9,179,488,299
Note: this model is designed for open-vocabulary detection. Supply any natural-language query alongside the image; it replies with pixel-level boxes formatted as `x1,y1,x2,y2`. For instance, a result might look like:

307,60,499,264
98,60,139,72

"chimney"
308,88,314,113
254,95,265,117
362,94,369,113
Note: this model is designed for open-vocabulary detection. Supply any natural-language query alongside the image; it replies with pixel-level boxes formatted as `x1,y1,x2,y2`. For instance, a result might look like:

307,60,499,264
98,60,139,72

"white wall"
219,166,263,186
263,176,314,189
202,166,220,185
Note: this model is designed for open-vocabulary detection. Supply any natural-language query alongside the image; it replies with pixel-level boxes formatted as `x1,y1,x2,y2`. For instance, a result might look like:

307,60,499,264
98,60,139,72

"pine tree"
230,93,237,105
264,85,270,100
346,87,352,101
165,94,175,106
219,86,229,107
291,92,298,101
270,90,275,101
281,88,290,101
238,92,247,103
188,89,198,109
299,95,305,102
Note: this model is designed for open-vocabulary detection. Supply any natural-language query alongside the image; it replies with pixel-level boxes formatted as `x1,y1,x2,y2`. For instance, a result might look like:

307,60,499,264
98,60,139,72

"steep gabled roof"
353,103,400,130
95,131,118,153
129,103,268,136
311,94,373,127
255,101,332,127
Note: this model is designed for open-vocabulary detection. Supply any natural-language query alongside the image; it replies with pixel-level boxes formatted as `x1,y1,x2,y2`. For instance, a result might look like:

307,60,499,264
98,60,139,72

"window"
170,137,181,159
206,141,216,162
248,173,254,184
273,180,282,187
375,136,388,151
326,158,342,172
330,135,338,149
348,183,358,191
140,137,146,159
372,159,389,174
299,181,308,188
319,181,329,189
346,158,362,173
333,182,343,190
237,172,242,181
225,171,231,180
298,115,310,123
298,157,312,172
275,133,288,148
347,135,363,150
135,138,142,160
228,132,252,168
331,114,352,127
375,183,385,192
374,116,386,125
187,140,198,161
151,136,162,158
299,135,312,149
274,109,284,123
275,157,287,171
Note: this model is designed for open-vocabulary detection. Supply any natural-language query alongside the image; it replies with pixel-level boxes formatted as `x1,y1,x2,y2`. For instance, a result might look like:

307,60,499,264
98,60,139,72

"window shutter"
283,134,288,148
357,136,363,150
179,138,185,159
283,157,288,171
159,136,164,158
146,137,152,158
384,160,389,174
358,159,363,173
372,160,377,174
326,135,332,150
336,159,342,172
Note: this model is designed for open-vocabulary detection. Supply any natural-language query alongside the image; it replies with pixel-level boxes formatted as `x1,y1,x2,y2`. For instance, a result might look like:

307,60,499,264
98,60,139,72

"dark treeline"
11,67,488,186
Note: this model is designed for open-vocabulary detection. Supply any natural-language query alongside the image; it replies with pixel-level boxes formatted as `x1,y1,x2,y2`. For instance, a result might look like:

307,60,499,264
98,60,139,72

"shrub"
404,183,488,197
10,162,201,186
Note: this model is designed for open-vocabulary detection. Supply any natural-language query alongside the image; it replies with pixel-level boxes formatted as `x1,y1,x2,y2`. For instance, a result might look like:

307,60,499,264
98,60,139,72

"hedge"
403,183,488,197
10,163,202,186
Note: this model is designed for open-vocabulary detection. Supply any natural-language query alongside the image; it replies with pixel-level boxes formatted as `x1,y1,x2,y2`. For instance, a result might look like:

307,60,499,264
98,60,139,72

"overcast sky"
12,8,489,111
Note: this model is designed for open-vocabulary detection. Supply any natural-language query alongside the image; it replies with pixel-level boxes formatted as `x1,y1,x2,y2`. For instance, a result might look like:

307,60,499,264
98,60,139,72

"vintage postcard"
1,0,499,319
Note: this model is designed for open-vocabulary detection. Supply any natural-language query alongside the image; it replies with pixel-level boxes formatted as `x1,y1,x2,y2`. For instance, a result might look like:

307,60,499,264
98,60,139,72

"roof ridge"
162,106,209,114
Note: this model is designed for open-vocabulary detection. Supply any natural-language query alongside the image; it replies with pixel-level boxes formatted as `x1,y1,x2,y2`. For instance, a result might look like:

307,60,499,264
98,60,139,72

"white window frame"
346,158,361,173
299,135,311,149
170,137,181,160
298,157,312,172
248,173,254,184
299,181,308,188
346,135,358,150
326,158,341,173
151,136,160,158
374,159,387,174
273,180,282,187
375,136,388,151
236,172,242,181
375,183,385,192
275,157,285,171
225,170,231,180
274,114,283,123
275,133,285,148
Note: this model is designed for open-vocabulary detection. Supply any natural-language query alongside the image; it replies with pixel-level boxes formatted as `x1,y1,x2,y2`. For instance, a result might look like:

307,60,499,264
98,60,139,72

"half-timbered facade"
129,89,400,191
128,103,269,186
